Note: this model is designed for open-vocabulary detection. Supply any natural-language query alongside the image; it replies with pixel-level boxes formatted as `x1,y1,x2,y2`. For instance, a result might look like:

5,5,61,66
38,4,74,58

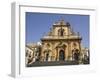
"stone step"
27,61,79,67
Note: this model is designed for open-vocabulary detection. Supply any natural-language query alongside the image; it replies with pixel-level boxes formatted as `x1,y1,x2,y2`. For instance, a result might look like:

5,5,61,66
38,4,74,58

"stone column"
65,47,68,61
57,48,59,61
56,48,59,61
67,41,71,61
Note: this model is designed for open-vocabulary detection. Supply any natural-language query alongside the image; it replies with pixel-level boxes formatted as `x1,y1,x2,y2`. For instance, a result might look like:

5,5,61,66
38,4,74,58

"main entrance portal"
59,50,65,61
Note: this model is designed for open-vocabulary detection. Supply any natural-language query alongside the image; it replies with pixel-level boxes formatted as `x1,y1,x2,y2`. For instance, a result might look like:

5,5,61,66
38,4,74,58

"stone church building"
40,19,82,62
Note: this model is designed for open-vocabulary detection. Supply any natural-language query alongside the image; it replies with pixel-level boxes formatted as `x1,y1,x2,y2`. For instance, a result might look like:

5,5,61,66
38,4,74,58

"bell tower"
52,19,72,37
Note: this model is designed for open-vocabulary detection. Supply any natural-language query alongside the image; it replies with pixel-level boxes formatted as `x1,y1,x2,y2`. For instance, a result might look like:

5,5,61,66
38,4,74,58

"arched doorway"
46,53,49,61
72,49,80,61
59,50,65,61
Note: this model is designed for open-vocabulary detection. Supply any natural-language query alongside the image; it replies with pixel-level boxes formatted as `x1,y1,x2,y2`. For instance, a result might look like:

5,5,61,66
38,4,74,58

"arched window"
58,28,64,36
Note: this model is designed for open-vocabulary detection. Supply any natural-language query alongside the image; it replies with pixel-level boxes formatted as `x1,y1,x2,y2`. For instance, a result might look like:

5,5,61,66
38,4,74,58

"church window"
58,28,64,36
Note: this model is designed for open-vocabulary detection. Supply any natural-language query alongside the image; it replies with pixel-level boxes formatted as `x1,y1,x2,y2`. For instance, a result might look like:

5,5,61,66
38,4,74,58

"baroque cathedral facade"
40,19,81,62
26,19,89,66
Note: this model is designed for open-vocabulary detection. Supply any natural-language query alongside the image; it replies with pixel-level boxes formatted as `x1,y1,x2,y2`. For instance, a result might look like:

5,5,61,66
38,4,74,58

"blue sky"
26,12,89,48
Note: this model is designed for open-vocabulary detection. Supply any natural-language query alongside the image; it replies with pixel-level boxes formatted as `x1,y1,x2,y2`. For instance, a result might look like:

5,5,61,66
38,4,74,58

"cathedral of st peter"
26,19,89,66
